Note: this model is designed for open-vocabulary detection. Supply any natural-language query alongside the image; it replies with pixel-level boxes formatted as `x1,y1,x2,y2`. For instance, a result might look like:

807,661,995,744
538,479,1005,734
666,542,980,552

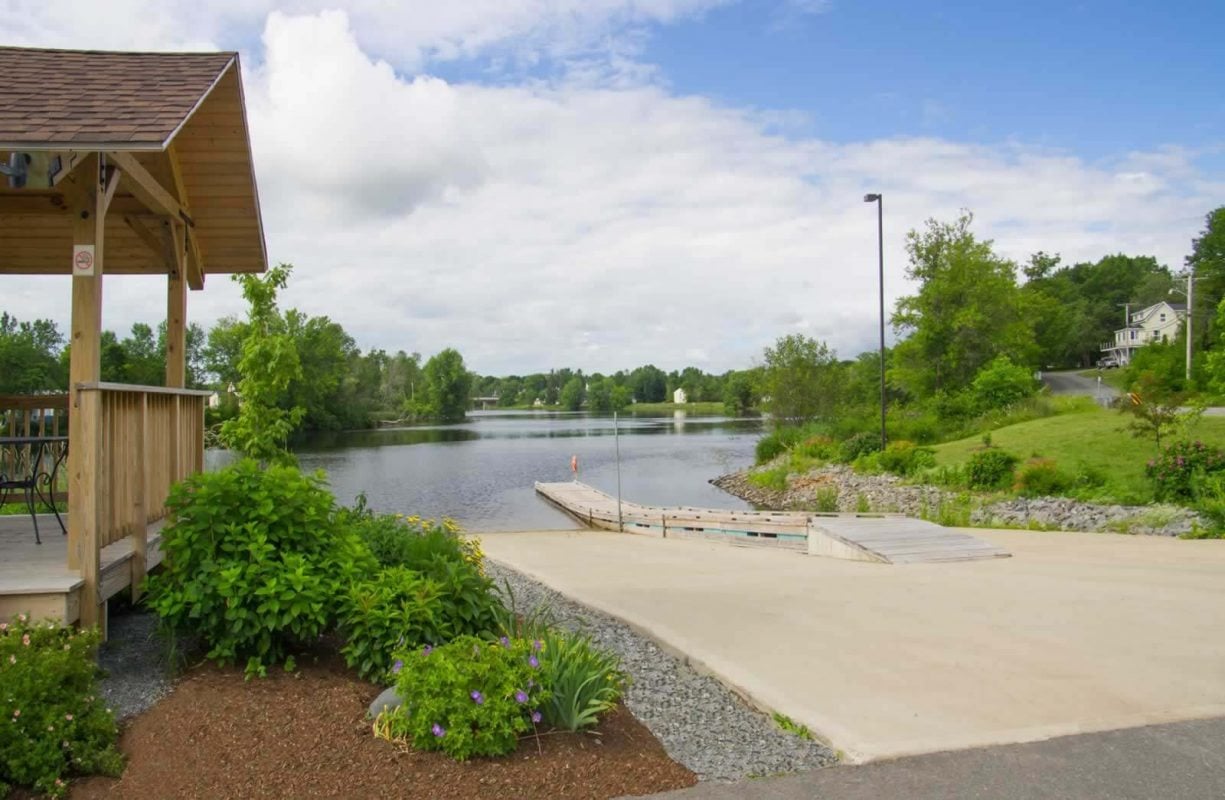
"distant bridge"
472,395,500,410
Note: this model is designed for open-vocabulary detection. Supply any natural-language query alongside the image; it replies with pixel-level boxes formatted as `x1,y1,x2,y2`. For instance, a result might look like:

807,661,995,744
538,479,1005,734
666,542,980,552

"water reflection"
280,410,763,532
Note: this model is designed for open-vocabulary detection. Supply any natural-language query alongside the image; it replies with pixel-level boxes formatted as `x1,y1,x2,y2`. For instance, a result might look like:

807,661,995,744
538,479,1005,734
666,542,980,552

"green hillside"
931,407,1225,504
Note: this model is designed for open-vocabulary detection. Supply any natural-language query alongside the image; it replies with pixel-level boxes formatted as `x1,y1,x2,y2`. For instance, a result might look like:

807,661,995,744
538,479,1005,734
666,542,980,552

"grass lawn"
931,406,1225,504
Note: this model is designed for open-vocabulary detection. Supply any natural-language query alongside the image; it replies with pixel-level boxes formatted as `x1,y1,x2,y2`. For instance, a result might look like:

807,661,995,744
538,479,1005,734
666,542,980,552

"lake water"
286,410,763,531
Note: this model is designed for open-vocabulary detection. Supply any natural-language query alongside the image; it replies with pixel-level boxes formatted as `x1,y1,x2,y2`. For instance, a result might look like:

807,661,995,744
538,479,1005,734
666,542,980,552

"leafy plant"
146,459,375,677
339,567,446,682
814,487,839,512
876,440,936,476
0,616,123,798
838,432,882,463
1013,458,1071,497
855,493,871,513
492,581,556,643
1192,473,1225,537
971,356,1038,412
772,711,813,740
1146,440,1225,502
965,449,1020,490
748,465,788,493
755,427,802,464
217,264,305,464
536,630,626,732
377,636,548,760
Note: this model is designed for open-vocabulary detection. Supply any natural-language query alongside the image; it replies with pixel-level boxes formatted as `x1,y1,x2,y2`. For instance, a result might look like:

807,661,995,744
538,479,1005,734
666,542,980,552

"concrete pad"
479,528,1225,763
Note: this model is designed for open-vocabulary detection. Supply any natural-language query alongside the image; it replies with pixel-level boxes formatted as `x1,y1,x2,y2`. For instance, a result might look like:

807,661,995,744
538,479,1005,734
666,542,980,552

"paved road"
1040,369,1119,398
638,716,1225,800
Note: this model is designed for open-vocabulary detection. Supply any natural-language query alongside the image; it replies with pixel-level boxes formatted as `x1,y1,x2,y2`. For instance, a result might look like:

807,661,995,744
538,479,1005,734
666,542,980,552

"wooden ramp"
535,482,1009,563
808,515,1011,564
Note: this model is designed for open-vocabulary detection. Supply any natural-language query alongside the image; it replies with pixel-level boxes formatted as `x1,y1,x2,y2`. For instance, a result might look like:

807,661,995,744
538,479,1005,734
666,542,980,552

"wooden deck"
0,514,164,624
535,481,1011,563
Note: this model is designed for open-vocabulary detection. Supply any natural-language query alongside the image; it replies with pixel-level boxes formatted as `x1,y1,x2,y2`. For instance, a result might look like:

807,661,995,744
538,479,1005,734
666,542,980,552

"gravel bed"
97,608,173,721
485,561,838,782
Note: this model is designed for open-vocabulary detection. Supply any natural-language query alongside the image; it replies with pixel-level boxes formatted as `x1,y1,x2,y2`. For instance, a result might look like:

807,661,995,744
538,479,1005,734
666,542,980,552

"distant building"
673,387,688,404
1100,301,1186,367
207,392,220,409
533,397,545,408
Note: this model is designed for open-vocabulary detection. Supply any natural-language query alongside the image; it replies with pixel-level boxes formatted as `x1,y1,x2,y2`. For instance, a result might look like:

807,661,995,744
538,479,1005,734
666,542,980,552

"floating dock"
534,481,1010,564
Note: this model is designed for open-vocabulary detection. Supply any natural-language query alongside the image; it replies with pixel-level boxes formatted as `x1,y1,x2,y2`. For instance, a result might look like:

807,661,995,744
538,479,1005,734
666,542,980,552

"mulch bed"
70,650,696,800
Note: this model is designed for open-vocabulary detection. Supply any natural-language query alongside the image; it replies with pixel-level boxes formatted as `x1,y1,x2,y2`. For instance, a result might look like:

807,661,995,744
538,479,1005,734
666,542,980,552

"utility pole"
1186,269,1194,382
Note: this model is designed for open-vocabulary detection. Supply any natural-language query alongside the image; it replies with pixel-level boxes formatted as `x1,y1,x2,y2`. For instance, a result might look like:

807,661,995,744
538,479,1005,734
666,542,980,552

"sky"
2,1,1223,375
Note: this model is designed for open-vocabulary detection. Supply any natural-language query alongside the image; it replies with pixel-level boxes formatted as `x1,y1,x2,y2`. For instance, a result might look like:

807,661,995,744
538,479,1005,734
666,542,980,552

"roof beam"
167,144,204,290
108,150,203,289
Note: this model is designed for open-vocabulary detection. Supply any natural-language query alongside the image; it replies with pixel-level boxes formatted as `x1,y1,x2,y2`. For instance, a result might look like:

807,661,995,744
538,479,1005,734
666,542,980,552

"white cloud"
1,6,1219,376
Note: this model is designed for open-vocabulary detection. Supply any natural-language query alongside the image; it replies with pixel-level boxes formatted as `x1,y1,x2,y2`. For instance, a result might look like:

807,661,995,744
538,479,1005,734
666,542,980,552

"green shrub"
340,499,502,650
1146,440,1225,502
1192,473,1225,536
146,459,375,677
755,427,803,464
838,432,882,463
795,434,836,460
748,465,788,493
971,357,1038,411
877,440,936,476
536,630,626,732
0,616,123,798
965,449,1020,490
339,567,447,682
928,464,967,488
855,493,871,513
1013,458,1071,497
814,487,839,512
418,555,504,639
378,636,548,760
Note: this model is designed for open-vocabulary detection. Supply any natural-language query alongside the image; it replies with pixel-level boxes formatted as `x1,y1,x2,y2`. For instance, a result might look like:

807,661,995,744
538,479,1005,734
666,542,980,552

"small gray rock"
368,686,403,719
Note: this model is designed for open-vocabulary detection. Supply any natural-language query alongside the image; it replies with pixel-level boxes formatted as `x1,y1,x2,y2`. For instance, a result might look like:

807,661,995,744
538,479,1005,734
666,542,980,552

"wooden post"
129,393,148,601
66,155,104,630
165,270,186,388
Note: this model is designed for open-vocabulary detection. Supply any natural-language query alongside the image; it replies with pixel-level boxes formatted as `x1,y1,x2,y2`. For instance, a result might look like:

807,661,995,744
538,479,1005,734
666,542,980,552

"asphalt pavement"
1040,369,1120,398
638,716,1225,800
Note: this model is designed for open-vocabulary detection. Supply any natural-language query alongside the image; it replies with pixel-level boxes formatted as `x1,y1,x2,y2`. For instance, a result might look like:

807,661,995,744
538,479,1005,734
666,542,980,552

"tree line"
3,205,1220,435
756,206,1225,439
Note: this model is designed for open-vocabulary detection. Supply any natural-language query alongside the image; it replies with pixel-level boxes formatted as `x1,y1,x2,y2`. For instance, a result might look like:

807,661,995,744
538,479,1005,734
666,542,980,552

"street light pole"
864,193,886,450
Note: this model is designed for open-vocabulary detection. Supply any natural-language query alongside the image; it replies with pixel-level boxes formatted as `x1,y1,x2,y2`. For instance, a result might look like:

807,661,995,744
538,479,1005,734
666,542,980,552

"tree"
628,365,667,403
1121,371,1198,450
759,334,841,425
559,376,585,411
892,212,1036,395
218,264,305,464
0,313,64,394
422,348,471,423
1188,207,1225,347
722,371,756,416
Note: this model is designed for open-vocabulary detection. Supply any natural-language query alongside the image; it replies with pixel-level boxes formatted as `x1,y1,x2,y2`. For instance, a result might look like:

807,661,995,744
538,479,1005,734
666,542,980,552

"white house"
1100,300,1186,366
673,387,688,404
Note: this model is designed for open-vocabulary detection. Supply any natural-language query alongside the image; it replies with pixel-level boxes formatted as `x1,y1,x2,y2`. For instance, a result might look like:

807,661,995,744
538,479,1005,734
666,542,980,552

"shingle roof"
0,47,235,149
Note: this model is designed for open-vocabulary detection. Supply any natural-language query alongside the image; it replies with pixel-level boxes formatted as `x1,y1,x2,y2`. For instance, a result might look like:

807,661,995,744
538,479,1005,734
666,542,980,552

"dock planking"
534,482,1010,563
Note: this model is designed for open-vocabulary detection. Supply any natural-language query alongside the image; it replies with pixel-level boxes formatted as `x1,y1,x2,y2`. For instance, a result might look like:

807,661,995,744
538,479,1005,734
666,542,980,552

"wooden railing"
87,384,207,548
0,393,69,437
71,383,209,624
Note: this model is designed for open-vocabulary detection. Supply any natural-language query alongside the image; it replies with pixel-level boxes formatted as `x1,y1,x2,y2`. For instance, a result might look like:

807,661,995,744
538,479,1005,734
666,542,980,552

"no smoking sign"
73,244,95,276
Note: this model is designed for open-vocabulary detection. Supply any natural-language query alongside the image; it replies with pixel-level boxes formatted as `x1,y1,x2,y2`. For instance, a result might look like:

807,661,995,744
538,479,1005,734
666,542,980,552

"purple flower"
531,711,542,724
432,723,445,738
470,690,485,705
532,639,542,652
391,659,404,674
421,645,432,656
528,655,539,669
515,690,529,704
499,636,510,648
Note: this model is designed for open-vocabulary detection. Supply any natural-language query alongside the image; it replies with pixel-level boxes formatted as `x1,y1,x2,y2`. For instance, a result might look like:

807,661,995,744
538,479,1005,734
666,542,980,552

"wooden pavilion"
0,47,267,631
